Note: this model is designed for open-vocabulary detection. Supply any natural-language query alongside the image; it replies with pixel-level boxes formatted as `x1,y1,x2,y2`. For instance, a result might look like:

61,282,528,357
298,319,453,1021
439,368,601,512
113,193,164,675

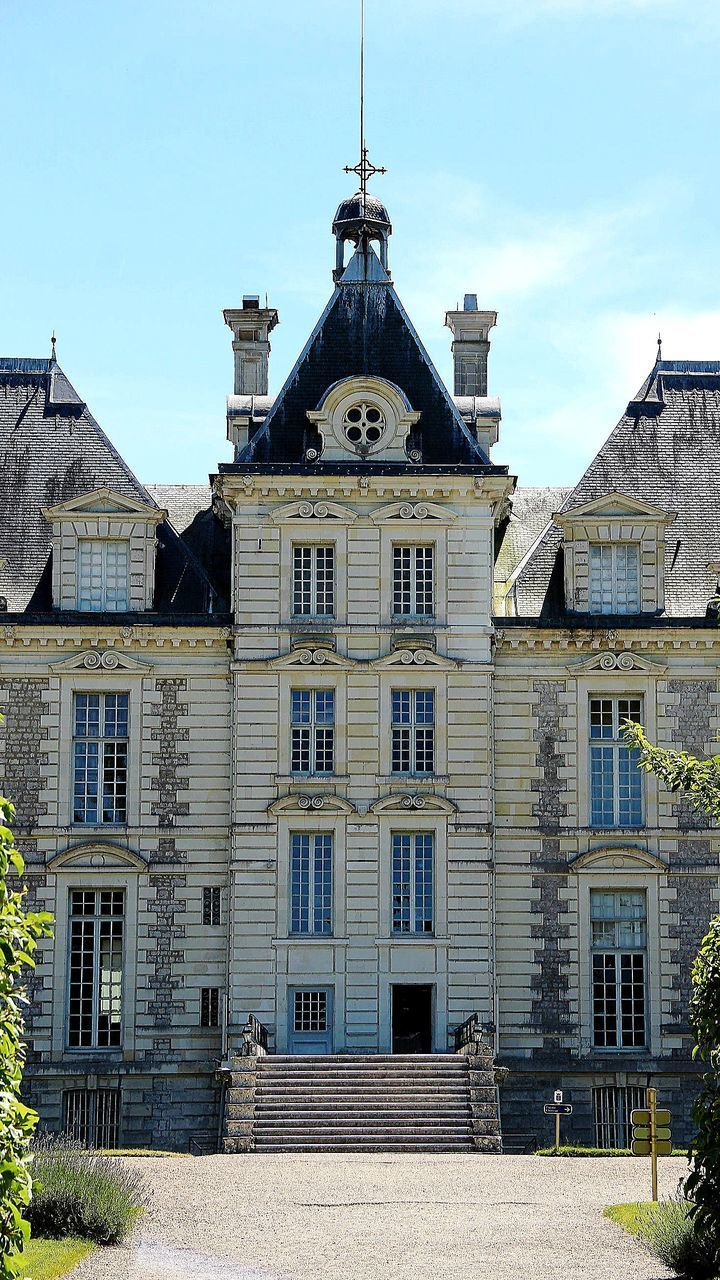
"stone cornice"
217,472,511,506
494,627,720,654
0,626,231,651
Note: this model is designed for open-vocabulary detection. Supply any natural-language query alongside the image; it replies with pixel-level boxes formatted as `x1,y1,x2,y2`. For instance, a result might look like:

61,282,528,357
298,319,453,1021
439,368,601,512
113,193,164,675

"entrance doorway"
391,984,433,1053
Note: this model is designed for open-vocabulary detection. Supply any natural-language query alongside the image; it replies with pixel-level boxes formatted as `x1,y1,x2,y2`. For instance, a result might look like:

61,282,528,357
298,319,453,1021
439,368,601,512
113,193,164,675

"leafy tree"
0,796,53,1277
624,721,720,1266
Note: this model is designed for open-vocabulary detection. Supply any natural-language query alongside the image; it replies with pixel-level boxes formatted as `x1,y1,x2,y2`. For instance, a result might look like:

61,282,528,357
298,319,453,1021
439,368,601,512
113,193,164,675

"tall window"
200,988,220,1028
593,1084,645,1149
589,696,642,827
591,889,647,1049
77,540,130,611
392,833,434,934
393,545,434,616
64,1087,121,1148
291,690,334,774
392,690,434,775
290,833,332,935
589,544,640,614
292,545,334,616
202,887,221,927
68,889,124,1049
73,693,129,824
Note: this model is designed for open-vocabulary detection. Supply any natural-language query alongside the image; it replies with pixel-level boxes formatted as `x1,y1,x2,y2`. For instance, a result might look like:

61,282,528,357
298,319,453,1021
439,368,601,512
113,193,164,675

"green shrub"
635,1193,719,1279
27,1135,149,1245
686,916,720,1275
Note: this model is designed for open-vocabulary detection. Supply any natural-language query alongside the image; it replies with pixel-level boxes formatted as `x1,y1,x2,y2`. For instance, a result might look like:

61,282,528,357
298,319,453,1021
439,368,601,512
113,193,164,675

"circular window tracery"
342,401,386,450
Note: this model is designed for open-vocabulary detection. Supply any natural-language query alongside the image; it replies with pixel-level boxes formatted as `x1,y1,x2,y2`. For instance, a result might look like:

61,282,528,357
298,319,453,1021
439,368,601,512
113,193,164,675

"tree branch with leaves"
0,796,53,1278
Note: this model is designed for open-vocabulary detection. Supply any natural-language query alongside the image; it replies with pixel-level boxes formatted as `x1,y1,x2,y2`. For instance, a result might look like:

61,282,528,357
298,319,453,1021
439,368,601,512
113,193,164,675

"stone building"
1,189,718,1151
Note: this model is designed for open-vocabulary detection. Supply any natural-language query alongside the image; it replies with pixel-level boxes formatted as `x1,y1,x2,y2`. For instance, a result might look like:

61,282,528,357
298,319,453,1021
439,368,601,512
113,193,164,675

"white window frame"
379,529,447,627
289,831,334,936
67,887,125,1050
59,677,143,829
77,538,131,612
72,691,129,826
391,830,434,935
392,544,435,617
588,543,641,614
391,688,435,776
276,815,347,941
590,888,647,1050
588,694,644,829
291,543,336,618
290,689,335,775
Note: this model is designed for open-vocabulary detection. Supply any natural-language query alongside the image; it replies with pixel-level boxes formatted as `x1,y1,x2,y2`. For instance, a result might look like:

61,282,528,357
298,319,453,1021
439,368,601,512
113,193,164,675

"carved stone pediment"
268,793,358,816
370,793,457,815
570,847,665,872
264,646,355,670
269,500,358,524
48,842,147,871
51,649,153,674
42,487,165,523
369,501,457,523
373,646,458,670
566,651,667,675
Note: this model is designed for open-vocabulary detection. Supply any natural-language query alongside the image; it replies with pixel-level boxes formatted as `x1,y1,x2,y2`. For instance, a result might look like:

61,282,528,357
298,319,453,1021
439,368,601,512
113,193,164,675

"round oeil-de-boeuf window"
343,402,386,449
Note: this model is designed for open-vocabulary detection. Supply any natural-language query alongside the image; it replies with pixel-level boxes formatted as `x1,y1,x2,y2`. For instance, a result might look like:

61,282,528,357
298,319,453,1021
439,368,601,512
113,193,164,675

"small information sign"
543,1103,572,1116
633,1126,671,1142
631,1108,671,1127
632,1139,673,1157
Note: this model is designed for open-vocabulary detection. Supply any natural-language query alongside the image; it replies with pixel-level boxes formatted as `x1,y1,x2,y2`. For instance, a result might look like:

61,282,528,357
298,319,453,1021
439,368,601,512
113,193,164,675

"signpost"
631,1088,673,1201
544,1092,573,1152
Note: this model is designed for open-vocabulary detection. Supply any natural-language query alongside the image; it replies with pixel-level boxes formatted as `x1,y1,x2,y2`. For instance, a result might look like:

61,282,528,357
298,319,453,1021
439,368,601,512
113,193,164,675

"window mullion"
91,899,101,1049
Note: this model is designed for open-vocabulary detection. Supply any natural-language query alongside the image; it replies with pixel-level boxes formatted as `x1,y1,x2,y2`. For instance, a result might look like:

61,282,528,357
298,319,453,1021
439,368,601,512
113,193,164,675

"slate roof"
0,360,227,616
495,486,572,586
223,245,508,476
510,362,720,620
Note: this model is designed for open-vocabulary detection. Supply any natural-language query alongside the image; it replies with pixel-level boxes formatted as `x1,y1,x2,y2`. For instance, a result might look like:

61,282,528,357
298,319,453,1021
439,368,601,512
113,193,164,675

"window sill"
278,775,348,786
377,775,448,785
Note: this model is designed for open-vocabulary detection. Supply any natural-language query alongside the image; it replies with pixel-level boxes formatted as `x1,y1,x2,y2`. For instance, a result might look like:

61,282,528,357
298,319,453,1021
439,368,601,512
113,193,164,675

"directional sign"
544,1103,572,1115
632,1139,673,1157
634,1126,671,1142
632,1108,671,1127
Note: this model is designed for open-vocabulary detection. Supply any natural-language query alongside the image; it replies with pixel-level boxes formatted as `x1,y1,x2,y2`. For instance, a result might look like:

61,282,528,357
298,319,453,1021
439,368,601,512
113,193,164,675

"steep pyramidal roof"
0,359,226,614
227,245,505,473
511,361,720,619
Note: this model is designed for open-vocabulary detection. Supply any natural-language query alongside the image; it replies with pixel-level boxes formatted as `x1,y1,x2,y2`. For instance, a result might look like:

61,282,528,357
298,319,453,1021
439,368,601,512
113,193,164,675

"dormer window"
42,488,166,613
589,544,640,614
307,375,420,462
554,492,677,616
78,540,130,611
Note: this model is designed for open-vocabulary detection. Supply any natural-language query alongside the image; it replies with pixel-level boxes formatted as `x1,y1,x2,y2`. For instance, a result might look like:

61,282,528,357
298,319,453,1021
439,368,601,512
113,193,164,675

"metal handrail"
454,1013,480,1052
242,1013,270,1054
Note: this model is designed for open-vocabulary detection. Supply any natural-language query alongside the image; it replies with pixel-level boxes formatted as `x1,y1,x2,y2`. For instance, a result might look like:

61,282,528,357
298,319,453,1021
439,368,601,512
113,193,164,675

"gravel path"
70,1153,686,1280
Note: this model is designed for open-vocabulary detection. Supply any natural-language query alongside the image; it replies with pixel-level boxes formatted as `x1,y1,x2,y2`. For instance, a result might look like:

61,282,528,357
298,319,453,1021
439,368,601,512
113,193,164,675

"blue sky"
1,0,718,489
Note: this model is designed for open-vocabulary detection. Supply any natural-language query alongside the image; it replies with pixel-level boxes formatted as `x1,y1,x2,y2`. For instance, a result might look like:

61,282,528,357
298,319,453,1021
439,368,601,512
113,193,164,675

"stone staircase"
222,1053,502,1153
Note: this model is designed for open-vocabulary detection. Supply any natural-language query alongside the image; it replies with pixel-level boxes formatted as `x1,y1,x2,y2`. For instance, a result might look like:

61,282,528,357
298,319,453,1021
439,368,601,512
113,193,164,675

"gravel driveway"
70,1153,686,1280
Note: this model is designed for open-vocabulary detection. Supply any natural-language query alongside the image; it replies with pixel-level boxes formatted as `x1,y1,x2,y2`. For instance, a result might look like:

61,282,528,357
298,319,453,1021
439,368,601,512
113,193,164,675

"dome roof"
333,190,391,234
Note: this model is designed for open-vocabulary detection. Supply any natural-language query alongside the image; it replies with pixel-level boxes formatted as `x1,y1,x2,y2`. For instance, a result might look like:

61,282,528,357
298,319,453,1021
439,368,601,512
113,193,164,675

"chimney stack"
444,295,497,397
223,297,279,395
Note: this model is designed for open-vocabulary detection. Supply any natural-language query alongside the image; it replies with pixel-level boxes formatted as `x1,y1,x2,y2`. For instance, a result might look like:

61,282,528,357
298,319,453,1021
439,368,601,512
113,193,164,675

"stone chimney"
223,297,279,395
444,294,497,397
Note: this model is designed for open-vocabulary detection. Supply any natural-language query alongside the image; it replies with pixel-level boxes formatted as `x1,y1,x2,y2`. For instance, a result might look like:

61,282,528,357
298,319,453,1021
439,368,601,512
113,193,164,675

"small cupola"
333,189,392,279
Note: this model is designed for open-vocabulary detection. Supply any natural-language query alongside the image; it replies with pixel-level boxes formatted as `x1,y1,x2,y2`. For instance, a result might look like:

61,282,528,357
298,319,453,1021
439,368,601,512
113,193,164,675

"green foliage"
607,1193,718,1278
623,720,720,1271
538,1144,685,1157
685,917,720,1271
623,720,720,822
8,1237,95,1280
27,1136,149,1246
0,794,53,1278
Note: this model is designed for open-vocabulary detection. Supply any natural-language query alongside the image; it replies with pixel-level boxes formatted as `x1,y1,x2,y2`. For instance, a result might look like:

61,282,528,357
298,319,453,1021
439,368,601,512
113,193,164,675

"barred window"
68,889,124,1049
291,689,334,774
73,692,129,825
391,690,434,774
64,1087,121,1148
202,887,221,927
589,696,643,827
77,539,130,611
290,833,332,935
589,543,640,614
392,832,434,934
393,545,434,616
593,1084,645,1149
292,545,334,616
591,889,647,1049
200,988,220,1028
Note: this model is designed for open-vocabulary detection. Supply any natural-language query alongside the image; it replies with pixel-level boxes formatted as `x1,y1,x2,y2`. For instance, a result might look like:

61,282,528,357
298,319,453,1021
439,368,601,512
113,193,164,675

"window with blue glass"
291,689,334,774
391,690,434,774
589,696,643,827
73,693,129,824
290,833,333,935
392,832,434,934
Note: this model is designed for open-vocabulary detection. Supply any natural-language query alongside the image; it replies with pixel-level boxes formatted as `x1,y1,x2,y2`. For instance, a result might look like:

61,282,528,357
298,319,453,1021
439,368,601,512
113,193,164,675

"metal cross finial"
50,330,57,363
343,0,386,209
657,332,663,362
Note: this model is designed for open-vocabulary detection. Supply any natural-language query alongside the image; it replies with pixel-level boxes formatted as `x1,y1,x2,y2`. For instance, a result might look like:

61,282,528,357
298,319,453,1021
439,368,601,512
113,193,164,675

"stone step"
255,1073,472,1085
251,1105,471,1116
252,1140,477,1152
258,1055,467,1064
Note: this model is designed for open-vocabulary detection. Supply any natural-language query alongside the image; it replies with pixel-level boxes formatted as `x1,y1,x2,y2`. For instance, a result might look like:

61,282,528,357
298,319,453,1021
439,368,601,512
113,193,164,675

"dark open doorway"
391,984,433,1053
